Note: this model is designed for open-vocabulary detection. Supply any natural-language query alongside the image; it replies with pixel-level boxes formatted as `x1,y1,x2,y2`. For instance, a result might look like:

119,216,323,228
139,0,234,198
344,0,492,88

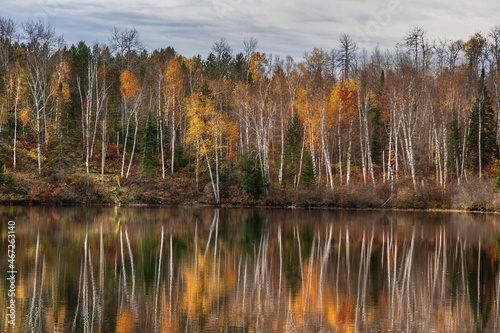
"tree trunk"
158,77,165,179
171,95,176,175
278,102,285,185
295,126,307,189
346,120,352,186
320,116,334,191
120,115,130,178
101,110,107,181
126,111,139,178
13,76,20,169
337,120,343,186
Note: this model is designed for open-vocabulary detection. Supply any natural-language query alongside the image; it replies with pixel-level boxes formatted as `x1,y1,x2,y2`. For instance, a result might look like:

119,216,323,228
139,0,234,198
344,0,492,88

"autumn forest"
1,17,500,209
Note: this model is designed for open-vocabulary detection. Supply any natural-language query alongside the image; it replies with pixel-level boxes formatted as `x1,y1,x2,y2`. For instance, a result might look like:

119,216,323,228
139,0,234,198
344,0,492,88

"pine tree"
449,118,462,176
240,149,266,197
140,113,159,180
370,105,384,166
46,102,79,175
467,70,497,175
284,114,303,187
300,151,315,188
173,143,189,172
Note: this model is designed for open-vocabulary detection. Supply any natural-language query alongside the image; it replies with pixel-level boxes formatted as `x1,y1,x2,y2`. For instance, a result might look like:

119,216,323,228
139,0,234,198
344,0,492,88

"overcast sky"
3,0,500,59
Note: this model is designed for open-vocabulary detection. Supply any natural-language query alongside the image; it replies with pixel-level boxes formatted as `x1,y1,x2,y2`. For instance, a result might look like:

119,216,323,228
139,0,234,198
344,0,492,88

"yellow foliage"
19,107,30,126
61,62,72,101
164,57,184,96
185,93,228,158
225,116,239,158
249,52,267,82
51,60,72,103
120,70,139,100
294,87,308,115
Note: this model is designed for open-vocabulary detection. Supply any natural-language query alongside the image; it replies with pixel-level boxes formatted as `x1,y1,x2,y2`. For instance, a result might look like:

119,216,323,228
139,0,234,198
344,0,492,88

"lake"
1,206,500,332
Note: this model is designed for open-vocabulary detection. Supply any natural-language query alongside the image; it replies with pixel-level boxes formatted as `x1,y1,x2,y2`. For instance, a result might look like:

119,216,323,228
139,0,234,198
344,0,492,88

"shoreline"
0,200,498,215
2,171,500,214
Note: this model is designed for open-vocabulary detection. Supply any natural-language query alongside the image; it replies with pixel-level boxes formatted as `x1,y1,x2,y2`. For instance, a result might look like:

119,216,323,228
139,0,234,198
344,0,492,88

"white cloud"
3,0,500,58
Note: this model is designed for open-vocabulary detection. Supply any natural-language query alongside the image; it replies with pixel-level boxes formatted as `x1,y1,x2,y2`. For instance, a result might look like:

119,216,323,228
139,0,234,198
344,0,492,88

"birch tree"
23,19,57,174
185,92,226,203
0,17,15,134
330,79,358,185
120,69,142,178
78,43,110,175
300,48,332,188
247,52,277,180
164,56,185,175
467,71,497,177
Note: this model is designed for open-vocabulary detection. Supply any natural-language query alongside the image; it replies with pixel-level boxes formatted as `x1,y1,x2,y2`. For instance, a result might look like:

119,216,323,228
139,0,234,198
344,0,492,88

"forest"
1,17,500,210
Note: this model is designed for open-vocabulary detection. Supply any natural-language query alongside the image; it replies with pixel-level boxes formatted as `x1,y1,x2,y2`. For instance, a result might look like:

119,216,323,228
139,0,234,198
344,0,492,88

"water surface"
1,206,500,332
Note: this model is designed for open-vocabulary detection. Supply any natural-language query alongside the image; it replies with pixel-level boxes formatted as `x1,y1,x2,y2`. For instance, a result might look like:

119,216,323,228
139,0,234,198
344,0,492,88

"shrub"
451,179,496,211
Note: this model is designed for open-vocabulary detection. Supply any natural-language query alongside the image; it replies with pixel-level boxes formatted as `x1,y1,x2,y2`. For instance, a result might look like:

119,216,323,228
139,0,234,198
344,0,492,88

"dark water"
1,206,500,332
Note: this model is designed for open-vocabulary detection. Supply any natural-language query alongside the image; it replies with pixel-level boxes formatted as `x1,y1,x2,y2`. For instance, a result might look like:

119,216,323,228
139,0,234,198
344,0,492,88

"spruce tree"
284,114,303,187
46,84,79,178
371,105,384,166
240,148,266,197
466,70,497,175
140,113,159,180
300,151,315,188
449,118,462,176
173,143,189,172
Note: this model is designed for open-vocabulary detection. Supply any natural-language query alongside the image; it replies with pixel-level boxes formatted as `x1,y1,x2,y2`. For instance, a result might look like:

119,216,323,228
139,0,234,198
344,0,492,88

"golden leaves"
185,93,237,158
249,51,267,82
164,56,184,95
19,107,30,126
51,59,72,103
120,69,139,101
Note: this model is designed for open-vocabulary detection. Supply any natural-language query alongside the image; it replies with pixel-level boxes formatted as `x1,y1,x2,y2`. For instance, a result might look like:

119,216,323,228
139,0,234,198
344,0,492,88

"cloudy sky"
3,0,500,59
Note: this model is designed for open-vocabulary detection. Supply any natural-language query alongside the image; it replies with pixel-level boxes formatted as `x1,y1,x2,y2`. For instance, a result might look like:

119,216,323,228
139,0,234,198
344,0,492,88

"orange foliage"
120,70,139,100
330,78,358,121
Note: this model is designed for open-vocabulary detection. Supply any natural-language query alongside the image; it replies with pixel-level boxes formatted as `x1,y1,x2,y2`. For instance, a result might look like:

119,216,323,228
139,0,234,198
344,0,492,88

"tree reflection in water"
1,206,500,332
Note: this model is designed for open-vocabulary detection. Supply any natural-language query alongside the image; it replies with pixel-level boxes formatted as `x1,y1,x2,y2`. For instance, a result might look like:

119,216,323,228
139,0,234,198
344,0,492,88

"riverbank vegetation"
1,18,500,210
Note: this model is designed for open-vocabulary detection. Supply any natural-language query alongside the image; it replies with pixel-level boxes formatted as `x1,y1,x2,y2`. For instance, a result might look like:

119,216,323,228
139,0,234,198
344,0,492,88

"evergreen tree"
449,118,462,175
173,143,189,172
467,70,497,175
371,105,384,166
240,149,266,197
46,59,79,179
284,114,304,187
300,151,315,188
140,113,159,179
